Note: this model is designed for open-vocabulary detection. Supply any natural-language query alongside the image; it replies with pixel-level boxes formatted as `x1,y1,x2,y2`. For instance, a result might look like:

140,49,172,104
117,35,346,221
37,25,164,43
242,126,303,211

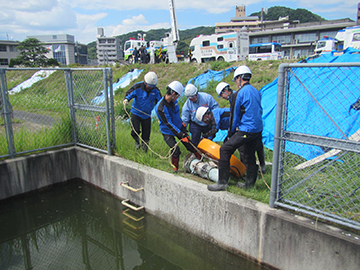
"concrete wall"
1,146,359,270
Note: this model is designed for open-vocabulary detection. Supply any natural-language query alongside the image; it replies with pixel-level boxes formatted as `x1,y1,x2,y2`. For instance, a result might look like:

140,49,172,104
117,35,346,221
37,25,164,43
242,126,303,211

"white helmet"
216,82,230,97
184,84,198,98
196,107,209,122
168,81,184,96
144,71,157,86
233,65,252,81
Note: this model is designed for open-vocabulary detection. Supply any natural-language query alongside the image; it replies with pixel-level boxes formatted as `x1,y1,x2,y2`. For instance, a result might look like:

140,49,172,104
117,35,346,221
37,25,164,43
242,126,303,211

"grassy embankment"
0,59,297,203
112,59,297,203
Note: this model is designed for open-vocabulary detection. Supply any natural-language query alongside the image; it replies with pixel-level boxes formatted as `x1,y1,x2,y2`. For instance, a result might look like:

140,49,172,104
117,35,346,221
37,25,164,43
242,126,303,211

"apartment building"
96,28,123,65
0,40,20,67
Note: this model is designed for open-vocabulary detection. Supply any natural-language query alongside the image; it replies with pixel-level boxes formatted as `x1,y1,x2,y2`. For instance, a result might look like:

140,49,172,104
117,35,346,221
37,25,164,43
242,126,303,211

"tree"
15,38,50,67
46,58,60,66
250,6,325,23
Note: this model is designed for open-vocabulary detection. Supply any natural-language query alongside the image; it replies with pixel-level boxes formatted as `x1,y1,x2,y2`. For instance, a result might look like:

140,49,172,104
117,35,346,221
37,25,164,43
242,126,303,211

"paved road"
13,111,56,126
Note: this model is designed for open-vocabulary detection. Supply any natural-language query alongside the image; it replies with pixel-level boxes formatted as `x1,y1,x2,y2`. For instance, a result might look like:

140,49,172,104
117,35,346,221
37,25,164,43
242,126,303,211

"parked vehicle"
123,0,180,64
189,31,249,63
314,25,360,54
248,42,282,61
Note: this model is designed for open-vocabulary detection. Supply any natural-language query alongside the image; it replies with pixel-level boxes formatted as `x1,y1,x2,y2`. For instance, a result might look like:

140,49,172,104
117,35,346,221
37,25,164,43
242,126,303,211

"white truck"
123,35,148,63
123,0,180,64
314,25,360,54
189,31,249,63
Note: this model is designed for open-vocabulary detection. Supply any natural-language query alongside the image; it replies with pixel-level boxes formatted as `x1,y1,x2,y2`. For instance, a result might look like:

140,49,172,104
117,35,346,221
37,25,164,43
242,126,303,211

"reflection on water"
0,179,266,270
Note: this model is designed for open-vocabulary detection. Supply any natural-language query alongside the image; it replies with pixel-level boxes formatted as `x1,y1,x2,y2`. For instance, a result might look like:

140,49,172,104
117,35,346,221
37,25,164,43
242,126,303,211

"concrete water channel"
0,179,264,269
1,147,359,270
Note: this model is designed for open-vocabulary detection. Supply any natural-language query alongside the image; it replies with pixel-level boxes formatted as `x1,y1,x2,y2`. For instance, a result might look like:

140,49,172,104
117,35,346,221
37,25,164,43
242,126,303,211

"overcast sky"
1,0,359,44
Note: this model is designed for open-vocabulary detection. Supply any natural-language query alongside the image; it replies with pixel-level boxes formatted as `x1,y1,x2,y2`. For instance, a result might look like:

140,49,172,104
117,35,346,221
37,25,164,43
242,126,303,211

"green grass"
0,117,73,157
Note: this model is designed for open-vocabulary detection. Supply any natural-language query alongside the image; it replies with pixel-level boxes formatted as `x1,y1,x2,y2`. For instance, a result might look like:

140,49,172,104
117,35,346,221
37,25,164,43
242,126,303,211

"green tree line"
250,6,325,22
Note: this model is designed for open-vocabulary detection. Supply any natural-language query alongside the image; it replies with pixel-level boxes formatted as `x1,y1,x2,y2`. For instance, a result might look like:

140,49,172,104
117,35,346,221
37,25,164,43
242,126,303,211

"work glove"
180,132,190,143
181,136,189,143
123,99,129,106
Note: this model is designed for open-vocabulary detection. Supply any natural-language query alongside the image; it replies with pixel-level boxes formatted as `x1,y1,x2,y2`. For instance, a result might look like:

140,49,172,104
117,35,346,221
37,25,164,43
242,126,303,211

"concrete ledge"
1,146,359,270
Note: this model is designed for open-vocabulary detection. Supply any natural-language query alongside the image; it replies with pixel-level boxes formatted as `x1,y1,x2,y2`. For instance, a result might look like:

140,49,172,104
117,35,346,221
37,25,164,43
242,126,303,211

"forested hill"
87,6,325,59
250,6,325,22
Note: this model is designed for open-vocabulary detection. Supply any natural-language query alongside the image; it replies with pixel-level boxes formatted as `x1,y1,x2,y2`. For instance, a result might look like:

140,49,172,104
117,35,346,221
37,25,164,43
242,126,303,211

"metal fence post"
269,63,288,208
64,69,77,145
108,68,116,152
0,68,15,158
103,68,111,155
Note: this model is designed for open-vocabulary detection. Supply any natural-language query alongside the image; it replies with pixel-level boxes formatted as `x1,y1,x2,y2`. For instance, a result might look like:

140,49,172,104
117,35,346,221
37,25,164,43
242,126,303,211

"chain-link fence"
0,68,115,159
270,62,360,231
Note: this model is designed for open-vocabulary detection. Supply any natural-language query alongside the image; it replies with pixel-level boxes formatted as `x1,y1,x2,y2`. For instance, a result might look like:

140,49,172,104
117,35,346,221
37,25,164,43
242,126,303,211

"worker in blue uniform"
155,81,201,173
208,66,263,191
216,81,266,174
195,107,230,139
181,83,219,146
123,71,161,152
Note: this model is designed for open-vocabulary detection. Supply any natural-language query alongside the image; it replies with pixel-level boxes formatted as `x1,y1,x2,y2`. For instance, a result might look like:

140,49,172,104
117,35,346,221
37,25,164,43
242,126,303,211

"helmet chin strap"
225,91,230,99
171,90,177,101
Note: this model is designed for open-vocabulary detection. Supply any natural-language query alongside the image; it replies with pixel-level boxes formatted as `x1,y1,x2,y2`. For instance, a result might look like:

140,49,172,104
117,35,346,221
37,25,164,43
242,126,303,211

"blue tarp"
259,48,360,161
187,67,236,89
92,69,143,105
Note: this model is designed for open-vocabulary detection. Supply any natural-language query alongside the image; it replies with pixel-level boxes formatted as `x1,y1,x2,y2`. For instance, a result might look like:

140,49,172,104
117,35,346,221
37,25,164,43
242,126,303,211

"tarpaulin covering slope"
259,48,360,161
9,70,56,94
187,67,236,89
92,69,143,105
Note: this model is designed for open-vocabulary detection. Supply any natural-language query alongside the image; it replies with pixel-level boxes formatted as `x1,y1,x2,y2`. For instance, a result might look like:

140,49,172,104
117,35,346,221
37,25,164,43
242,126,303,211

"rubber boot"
257,147,266,174
135,139,140,150
142,140,149,153
207,164,229,191
237,169,258,189
171,156,179,173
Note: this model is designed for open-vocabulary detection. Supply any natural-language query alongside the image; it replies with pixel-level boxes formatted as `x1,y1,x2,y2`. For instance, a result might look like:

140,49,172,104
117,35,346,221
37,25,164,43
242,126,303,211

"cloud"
0,0,58,12
74,12,108,43
122,14,148,26
1,2,76,34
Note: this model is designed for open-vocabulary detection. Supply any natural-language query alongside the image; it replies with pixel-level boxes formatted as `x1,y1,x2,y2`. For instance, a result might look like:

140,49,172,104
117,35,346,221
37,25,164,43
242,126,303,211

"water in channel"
0,179,268,270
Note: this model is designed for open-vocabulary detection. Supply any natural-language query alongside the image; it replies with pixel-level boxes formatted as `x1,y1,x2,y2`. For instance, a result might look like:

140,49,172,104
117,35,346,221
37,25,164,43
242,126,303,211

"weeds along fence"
270,62,360,231
0,67,115,159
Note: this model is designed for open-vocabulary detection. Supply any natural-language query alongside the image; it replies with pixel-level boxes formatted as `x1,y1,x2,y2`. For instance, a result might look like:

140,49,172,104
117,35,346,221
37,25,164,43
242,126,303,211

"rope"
123,103,187,168
258,163,270,190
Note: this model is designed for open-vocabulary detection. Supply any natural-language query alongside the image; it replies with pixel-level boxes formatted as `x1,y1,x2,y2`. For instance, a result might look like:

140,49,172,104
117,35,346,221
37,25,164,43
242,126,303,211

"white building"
27,34,88,65
96,28,123,65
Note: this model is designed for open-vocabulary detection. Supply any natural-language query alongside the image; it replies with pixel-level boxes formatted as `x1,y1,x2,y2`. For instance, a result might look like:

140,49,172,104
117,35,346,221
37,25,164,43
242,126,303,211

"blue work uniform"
155,97,196,158
212,108,230,130
125,81,161,143
181,92,219,126
231,84,263,134
182,92,219,146
125,81,161,119
155,97,184,137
